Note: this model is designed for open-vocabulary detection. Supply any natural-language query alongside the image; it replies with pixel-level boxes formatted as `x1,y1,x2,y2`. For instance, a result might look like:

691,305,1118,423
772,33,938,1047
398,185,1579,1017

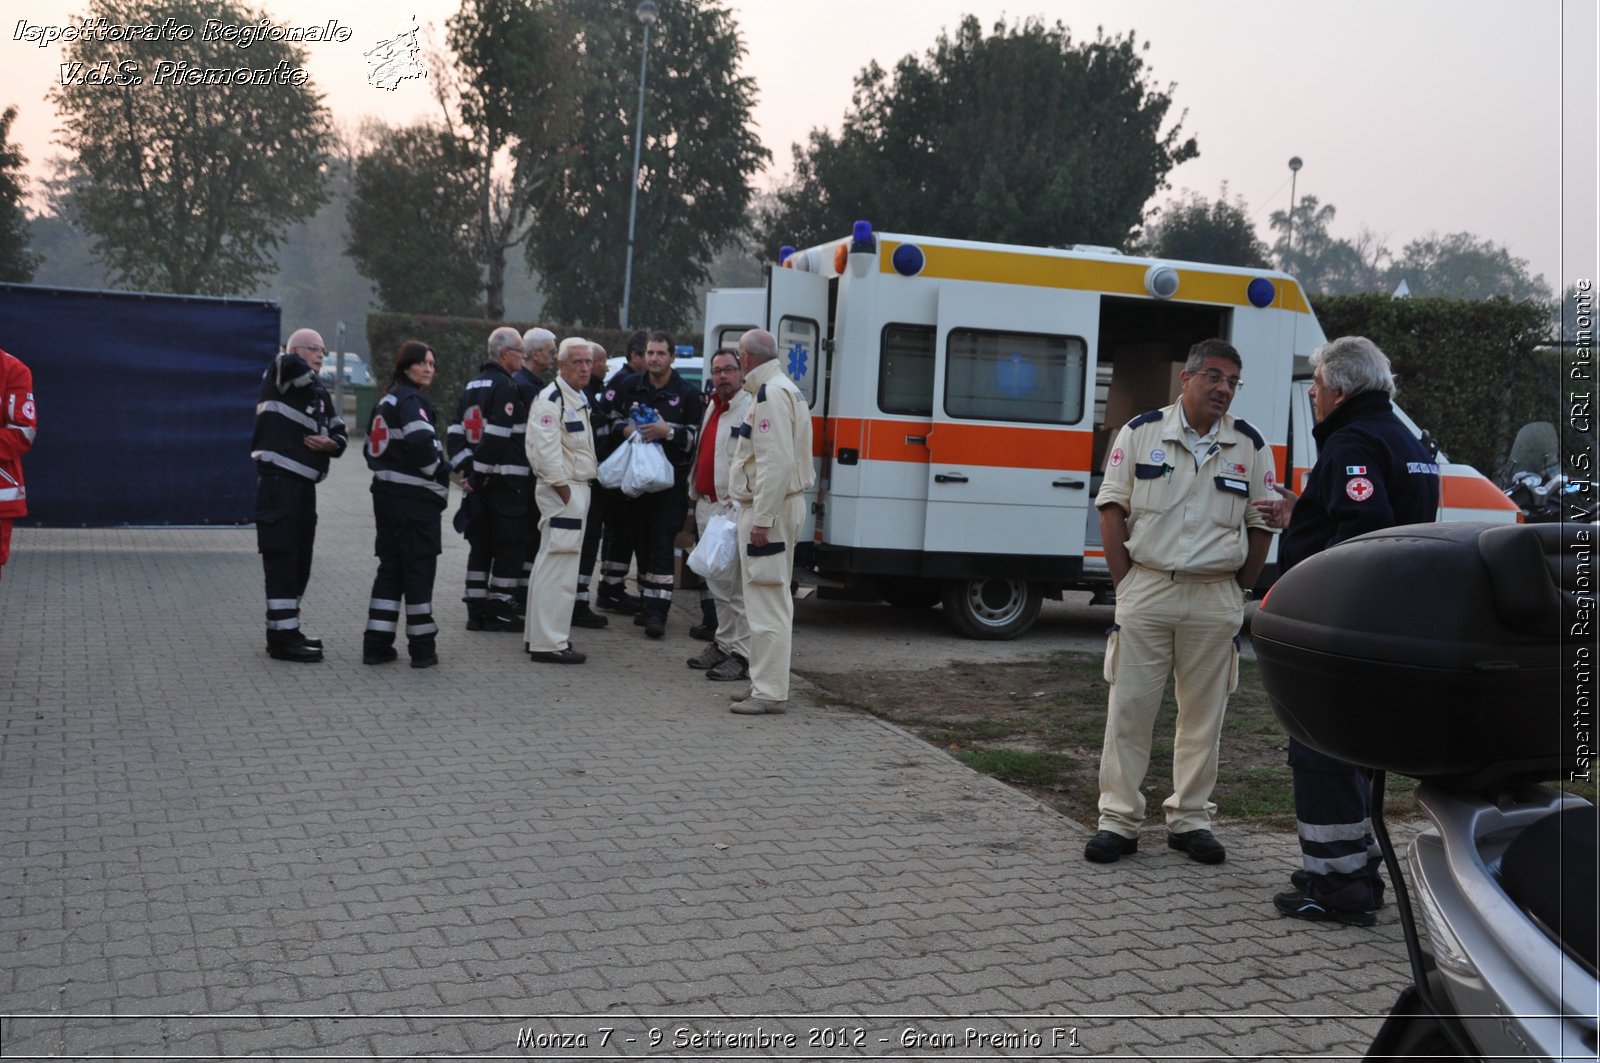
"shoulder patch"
1234,418,1266,450
1127,410,1163,429
756,384,768,403
545,385,561,402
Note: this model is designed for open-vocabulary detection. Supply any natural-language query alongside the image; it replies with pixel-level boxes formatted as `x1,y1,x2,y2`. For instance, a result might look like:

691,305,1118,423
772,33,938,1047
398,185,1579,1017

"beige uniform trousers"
737,493,804,701
696,496,750,660
1098,564,1244,836
524,481,590,653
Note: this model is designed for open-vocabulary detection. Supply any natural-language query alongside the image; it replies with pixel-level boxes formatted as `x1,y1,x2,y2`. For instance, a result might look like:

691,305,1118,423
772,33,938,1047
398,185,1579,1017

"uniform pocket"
1130,464,1176,514
1210,475,1248,528
545,514,584,554
744,539,788,586
1227,634,1241,694
1103,624,1121,684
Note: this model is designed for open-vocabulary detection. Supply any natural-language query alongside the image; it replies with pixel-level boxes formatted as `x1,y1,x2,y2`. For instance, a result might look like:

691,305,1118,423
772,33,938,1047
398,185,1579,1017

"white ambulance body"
703,225,1518,639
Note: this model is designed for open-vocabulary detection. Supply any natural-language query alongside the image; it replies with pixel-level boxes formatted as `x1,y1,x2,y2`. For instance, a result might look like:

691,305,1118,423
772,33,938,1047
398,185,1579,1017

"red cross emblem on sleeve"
1346,476,1375,502
463,405,486,445
367,413,390,456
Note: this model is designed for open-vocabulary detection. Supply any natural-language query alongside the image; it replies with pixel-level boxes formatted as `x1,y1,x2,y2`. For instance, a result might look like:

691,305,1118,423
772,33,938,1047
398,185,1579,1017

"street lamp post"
1285,155,1303,270
620,0,658,330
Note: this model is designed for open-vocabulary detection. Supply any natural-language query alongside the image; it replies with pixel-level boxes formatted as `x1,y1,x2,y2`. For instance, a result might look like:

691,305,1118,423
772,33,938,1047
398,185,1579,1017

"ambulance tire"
941,578,1042,640
878,576,941,610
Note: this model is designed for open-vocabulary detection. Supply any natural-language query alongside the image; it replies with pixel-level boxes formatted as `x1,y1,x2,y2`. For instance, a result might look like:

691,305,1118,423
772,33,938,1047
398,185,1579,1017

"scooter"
1251,521,1598,1061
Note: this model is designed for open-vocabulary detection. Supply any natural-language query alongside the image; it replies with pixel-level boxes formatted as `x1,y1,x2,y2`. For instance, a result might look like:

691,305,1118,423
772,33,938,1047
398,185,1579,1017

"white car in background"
317,352,373,388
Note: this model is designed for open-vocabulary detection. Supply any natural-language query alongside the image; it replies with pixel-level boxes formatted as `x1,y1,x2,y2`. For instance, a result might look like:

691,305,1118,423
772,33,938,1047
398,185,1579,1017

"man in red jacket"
0,347,37,587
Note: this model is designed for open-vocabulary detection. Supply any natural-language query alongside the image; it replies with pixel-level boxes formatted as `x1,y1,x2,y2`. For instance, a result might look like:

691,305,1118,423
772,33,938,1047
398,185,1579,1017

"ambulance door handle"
934,472,968,484
1053,478,1086,489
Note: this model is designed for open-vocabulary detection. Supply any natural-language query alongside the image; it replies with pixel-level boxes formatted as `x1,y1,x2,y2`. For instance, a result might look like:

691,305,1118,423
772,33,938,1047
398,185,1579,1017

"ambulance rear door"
925,282,1097,568
766,264,831,540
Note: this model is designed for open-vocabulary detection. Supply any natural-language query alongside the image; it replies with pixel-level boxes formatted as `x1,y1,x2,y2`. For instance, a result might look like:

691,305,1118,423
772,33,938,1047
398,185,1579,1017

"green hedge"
365,312,651,413
1310,294,1556,477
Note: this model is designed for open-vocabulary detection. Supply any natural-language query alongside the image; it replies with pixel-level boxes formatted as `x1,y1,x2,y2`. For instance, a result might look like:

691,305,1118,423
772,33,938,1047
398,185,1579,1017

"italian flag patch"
1345,465,1368,475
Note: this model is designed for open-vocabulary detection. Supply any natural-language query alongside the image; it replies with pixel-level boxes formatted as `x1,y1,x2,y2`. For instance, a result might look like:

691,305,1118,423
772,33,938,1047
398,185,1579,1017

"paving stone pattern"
1,456,1412,1059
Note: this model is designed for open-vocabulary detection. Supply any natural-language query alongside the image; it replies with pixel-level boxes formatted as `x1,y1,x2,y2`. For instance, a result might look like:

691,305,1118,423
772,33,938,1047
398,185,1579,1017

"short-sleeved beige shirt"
1095,403,1274,576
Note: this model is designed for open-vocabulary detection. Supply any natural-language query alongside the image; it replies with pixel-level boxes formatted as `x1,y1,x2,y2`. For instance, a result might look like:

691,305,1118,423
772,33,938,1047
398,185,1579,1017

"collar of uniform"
1164,401,1234,447
556,376,589,409
743,358,783,394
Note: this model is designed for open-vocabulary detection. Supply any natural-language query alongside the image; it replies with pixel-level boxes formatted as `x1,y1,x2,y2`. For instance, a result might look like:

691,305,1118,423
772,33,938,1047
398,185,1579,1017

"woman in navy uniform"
363,342,450,667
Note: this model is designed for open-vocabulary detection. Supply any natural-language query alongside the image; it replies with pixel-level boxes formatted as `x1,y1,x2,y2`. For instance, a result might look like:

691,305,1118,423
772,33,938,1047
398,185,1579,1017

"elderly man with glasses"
249,327,347,662
1084,338,1274,866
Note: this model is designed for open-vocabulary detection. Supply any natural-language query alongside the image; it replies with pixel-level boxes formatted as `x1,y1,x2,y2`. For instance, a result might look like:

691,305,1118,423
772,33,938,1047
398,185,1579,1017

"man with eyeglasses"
1085,338,1274,866
683,349,754,681
250,328,347,662
447,326,534,632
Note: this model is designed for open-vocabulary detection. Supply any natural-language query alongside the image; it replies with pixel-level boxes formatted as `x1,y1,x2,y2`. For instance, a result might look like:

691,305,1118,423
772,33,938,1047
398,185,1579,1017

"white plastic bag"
687,512,738,580
597,436,633,490
622,437,675,497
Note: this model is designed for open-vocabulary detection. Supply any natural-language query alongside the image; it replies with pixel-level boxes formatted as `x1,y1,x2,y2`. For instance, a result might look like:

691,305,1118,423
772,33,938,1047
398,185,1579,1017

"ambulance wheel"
878,576,941,610
941,578,1042,640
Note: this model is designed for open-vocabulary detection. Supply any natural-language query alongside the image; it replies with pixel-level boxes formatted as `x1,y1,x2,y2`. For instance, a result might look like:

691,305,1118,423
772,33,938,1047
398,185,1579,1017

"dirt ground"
799,649,1407,831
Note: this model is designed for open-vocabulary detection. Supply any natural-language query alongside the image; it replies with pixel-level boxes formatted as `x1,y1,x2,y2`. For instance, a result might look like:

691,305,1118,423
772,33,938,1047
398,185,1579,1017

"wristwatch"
666,426,676,442
1240,587,1255,602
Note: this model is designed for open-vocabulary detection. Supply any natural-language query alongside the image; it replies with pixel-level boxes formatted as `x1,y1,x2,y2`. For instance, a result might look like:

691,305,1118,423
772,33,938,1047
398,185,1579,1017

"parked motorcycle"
1252,521,1597,1061
1499,421,1584,523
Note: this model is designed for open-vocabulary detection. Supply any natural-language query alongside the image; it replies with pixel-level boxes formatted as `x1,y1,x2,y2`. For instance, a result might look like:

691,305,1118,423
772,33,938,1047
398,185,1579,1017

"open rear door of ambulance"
765,264,830,543
925,282,1098,637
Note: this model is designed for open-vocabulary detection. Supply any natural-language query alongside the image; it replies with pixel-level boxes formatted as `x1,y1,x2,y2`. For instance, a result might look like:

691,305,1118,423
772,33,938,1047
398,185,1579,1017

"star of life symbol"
365,17,425,92
786,343,808,382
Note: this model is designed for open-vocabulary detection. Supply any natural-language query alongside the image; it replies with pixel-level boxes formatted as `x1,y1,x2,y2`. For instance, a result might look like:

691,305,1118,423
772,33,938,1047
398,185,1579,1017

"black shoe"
410,654,439,669
299,635,323,651
597,590,642,615
687,644,730,670
1289,869,1387,909
267,642,323,663
1084,830,1137,864
479,615,521,632
362,646,399,665
529,647,586,664
1168,828,1227,864
705,653,749,681
465,616,485,632
1274,888,1377,927
572,604,609,629
644,617,665,639
633,611,647,626
688,623,715,641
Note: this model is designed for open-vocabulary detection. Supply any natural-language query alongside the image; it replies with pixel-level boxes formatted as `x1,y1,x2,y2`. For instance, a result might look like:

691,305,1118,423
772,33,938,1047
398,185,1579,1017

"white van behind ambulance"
704,224,1518,639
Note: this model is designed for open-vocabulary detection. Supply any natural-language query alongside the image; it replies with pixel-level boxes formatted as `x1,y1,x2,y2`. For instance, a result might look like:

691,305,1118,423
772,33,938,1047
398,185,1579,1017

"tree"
1268,195,1388,295
346,123,484,316
1384,231,1551,302
0,105,39,283
435,0,580,320
49,0,332,295
1139,186,1268,268
526,0,768,329
758,16,1197,256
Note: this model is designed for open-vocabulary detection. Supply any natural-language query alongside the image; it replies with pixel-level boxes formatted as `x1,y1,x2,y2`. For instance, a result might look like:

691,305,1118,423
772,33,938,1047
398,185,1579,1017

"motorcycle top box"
1251,521,1581,789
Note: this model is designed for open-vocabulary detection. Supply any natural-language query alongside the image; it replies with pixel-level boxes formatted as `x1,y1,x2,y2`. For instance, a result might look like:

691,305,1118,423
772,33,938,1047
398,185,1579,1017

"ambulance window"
776,316,819,404
945,329,1086,424
717,326,756,351
879,324,935,416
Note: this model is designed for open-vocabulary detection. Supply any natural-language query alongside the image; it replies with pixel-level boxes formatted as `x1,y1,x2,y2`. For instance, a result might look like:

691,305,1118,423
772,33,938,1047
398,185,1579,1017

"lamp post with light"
620,0,658,329
1285,155,1303,270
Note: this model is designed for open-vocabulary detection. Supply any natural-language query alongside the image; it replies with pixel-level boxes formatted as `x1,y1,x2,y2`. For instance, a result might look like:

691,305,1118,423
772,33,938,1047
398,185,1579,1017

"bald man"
250,327,348,662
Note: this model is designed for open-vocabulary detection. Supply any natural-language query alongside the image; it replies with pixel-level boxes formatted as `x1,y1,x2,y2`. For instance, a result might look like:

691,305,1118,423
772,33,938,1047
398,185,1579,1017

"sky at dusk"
4,0,1596,292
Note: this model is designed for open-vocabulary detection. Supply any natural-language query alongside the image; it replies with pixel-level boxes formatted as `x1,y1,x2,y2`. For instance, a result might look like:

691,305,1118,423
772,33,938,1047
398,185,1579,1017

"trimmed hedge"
365,312,660,412
1310,294,1557,477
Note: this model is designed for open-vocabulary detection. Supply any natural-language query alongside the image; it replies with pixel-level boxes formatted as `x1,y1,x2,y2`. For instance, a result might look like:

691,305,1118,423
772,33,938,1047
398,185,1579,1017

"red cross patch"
1346,476,1375,502
758,418,772,433
462,405,486,445
367,414,390,456
1264,469,1277,491
1109,447,1124,467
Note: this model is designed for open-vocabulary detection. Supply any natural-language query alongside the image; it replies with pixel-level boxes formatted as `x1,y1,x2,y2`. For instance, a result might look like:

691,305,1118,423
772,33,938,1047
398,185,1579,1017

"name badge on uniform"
1214,476,1248,496
564,417,584,433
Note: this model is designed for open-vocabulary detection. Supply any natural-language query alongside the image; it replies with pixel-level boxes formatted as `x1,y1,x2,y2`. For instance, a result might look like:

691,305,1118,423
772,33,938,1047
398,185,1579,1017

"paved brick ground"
1,455,1411,1059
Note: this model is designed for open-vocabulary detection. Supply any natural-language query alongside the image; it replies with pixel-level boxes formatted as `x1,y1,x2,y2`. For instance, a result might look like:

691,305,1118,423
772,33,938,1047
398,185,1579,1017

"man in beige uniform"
727,329,814,715
1086,338,1274,865
524,338,597,664
686,348,755,681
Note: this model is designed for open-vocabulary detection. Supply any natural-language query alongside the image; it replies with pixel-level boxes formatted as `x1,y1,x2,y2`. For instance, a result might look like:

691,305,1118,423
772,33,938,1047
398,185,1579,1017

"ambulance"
702,223,1518,640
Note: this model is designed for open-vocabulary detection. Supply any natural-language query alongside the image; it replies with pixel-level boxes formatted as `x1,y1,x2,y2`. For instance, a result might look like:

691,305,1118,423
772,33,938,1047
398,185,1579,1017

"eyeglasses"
710,366,740,375
1197,368,1243,390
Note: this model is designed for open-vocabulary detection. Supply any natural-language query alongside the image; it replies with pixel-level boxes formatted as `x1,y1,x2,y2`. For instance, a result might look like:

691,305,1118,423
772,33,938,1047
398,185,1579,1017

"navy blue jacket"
1279,391,1440,573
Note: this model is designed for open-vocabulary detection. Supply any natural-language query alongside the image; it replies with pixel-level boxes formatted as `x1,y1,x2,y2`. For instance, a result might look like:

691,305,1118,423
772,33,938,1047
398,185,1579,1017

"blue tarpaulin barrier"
0,283,280,526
